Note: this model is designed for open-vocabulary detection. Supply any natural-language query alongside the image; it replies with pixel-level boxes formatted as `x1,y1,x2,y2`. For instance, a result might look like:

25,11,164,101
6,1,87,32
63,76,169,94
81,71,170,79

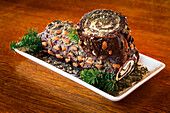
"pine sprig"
99,79,118,92
81,68,102,85
10,41,19,53
10,28,42,56
80,68,118,92
66,28,79,43
24,28,38,37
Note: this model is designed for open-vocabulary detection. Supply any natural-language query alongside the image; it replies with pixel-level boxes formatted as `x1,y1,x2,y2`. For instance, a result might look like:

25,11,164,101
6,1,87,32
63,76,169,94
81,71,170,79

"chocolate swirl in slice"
78,9,126,37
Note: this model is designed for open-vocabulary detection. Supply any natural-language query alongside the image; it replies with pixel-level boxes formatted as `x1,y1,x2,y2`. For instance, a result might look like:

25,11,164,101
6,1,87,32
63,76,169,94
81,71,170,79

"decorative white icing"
83,14,120,36
116,60,135,81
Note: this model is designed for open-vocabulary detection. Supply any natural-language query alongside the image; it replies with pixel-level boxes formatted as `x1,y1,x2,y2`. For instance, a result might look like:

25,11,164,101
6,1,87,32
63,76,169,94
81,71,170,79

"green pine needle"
10,28,42,56
80,68,118,92
24,28,38,37
80,68,101,85
66,28,79,43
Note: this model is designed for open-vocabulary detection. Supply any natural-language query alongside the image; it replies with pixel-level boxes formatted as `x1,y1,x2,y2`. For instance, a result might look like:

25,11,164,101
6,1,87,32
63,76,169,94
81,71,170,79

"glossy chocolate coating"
40,9,139,81
77,9,139,80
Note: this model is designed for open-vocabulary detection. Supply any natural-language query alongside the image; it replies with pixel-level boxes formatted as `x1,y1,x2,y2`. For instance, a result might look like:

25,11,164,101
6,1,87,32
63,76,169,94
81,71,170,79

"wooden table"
0,0,169,112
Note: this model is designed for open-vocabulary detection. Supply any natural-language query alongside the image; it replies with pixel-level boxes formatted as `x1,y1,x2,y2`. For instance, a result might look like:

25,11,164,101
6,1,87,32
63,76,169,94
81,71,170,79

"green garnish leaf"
80,68,117,91
10,28,42,56
24,28,38,37
80,68,101,85
66,28,79,43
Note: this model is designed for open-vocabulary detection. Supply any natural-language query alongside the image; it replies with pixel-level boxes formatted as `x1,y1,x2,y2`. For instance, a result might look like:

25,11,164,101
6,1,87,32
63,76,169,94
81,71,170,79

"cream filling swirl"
83,14,120,36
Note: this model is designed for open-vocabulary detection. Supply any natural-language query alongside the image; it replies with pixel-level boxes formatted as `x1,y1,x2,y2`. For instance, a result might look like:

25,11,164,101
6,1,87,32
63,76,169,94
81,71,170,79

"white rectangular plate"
14,49,165,101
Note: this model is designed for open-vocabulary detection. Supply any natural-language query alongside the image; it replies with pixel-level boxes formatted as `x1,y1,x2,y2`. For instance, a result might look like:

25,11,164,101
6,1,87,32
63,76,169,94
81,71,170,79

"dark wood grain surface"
0,0,169,112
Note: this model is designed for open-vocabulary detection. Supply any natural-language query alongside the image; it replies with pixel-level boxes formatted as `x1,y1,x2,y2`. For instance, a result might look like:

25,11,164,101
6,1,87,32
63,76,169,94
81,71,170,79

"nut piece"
56,54,63,59
112,63,120,68
79,45,83,49
63,51,67,55
62,39,70,44
48,39,53,47
52,36,60,41
84,40,87,45
48,50,54,56
99,56,106,60
69,52,74,57
42,42,47,46
65,58,70,63
56,29,62,34
71,45,77,50
86,58,93,65
95,64,102,69
77,56,83,61
80,62,84,67
63,30,68,35
109,50,112,55
73,62,78,67
50,30,53,35
78,41,82,46
53,45,60,50
102,41,107,50
62,46,66,51
130,44,134,49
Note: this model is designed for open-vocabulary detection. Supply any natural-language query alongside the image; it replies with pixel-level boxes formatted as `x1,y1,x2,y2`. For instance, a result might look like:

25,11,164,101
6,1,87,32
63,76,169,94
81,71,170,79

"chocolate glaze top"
77,9,127,38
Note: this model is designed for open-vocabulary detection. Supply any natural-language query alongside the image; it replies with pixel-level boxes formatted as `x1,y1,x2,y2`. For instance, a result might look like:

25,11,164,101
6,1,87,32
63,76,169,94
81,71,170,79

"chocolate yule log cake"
39,9,139,81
